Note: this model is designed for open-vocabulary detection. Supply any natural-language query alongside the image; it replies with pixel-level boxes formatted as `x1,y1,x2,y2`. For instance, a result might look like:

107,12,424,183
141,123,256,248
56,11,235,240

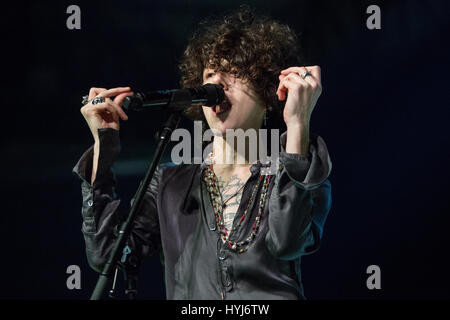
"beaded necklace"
203,163,272,253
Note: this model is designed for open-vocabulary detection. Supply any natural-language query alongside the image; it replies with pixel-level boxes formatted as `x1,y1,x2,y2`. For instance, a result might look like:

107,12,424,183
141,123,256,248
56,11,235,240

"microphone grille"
201,84,225,106
122,94,144,111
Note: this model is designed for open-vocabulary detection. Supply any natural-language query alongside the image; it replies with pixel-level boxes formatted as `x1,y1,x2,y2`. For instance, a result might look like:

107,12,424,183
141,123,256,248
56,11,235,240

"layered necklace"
202,152,273,254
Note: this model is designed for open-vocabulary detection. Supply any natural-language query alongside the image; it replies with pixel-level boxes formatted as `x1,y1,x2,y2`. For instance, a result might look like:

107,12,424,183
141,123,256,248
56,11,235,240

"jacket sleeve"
72,128,162,273
265,131,332,260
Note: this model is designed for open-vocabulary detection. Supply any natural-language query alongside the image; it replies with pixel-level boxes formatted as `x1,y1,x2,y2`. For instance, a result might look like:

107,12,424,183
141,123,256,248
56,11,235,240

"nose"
208,72,228,91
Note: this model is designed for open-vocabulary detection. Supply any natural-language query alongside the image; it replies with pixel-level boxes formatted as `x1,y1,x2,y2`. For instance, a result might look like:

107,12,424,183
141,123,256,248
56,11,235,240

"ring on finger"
300,70,312,79
92,96,106,105
81,95,91,106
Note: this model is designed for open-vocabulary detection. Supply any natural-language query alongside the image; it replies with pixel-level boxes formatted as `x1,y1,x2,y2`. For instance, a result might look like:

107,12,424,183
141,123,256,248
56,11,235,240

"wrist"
285,122,310,157
285,113,310,127
286,120,309,132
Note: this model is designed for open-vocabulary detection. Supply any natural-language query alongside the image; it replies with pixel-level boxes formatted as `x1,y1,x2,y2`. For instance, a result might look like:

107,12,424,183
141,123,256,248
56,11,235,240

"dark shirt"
72,128,332,300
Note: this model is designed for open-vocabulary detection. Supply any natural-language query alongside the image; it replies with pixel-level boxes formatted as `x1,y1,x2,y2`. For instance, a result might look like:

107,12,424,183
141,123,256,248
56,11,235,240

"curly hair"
178,5,303,127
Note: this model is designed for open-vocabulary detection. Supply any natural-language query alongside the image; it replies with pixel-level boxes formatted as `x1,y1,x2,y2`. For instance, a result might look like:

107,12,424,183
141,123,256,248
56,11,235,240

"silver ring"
92,96,106,105
81,95,90,106
300,70,312,79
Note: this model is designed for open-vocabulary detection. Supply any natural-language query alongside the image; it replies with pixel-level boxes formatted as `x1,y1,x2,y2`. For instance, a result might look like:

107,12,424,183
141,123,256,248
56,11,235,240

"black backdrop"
2,0,450,300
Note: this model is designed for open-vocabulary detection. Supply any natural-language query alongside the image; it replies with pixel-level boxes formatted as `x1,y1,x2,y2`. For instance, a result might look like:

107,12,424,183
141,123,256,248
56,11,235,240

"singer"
73,6,332,300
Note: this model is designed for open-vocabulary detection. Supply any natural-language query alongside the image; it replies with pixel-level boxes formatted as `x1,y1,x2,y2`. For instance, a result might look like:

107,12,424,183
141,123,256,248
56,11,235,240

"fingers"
88,86,131,102
276,71,322,101
277,73,291,101
88,87,106,100
277,74,291,101
289,69,321,91
97,97,128,121
306,66,321,83
85,86,132,120
109,97,129,121
114,91,134,107
277,73,308,100
98,87,132,99
277,66,322,100
81,98,118,121
281,65,322,86
97,100,120,122
81,96,128,121
287,72,310,90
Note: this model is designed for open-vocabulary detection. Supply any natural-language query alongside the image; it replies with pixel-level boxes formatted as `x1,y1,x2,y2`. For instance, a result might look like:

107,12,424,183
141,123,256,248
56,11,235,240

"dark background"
2,0,449,300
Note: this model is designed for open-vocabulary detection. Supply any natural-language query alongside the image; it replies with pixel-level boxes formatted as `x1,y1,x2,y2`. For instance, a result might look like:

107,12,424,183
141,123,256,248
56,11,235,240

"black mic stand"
90,111,182,300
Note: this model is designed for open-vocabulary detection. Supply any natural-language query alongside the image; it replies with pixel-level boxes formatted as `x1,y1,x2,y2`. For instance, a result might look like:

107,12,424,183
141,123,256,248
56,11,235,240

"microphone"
122,84,225,111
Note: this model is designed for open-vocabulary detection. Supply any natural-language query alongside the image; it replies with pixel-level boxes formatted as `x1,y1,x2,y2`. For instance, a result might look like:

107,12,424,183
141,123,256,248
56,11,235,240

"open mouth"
212,98,232,115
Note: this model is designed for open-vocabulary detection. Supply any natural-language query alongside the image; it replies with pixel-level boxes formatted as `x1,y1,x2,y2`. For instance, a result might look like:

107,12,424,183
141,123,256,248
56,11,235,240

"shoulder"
155,163,202,209
157,162,201,182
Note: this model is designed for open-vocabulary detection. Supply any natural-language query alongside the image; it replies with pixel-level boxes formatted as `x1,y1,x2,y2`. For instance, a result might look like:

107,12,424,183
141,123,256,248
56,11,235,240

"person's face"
201,67,265,135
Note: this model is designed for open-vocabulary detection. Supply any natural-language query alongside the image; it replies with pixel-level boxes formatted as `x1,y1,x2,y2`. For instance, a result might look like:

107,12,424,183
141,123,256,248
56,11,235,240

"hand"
276,66,322,128
80,87,133,142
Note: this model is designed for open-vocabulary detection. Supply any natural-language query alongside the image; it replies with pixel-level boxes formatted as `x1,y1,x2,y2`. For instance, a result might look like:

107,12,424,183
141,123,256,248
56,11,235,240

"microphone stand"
90,111,182,300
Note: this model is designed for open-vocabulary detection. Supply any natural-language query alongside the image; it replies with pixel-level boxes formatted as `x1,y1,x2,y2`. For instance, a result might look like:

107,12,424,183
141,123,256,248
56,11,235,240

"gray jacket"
73,128,332,300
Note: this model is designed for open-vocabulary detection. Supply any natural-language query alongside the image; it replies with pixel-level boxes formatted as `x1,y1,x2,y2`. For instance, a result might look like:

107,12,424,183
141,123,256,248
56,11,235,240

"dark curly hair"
178,5,303,128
